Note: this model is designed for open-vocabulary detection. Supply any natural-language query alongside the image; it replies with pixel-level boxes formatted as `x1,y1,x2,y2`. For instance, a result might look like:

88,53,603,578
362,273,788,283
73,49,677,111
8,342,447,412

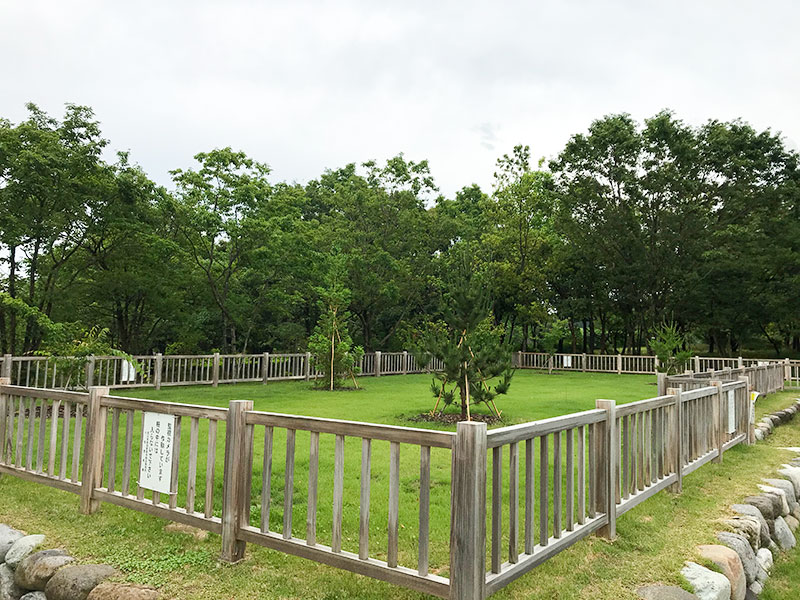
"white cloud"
1,0,798,196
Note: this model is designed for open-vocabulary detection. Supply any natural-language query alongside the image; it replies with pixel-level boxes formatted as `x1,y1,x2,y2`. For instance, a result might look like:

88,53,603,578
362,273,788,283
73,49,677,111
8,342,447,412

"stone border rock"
754,399,800,441
0,527,159,600
638,399,800,599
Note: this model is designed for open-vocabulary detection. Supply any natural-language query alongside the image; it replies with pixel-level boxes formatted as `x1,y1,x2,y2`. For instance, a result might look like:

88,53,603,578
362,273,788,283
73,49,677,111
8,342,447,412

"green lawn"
120,370,657,426
1,374,798,599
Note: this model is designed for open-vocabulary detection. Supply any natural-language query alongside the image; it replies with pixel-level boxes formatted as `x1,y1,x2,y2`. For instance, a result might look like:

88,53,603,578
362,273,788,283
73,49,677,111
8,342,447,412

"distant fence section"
0,352,796,393
0,358,780,599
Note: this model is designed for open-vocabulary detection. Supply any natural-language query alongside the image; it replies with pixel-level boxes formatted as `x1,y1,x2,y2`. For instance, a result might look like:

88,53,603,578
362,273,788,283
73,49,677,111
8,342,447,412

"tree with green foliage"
650,322,693,375
537,317,570,374
307,258,364,390
414,249,513,420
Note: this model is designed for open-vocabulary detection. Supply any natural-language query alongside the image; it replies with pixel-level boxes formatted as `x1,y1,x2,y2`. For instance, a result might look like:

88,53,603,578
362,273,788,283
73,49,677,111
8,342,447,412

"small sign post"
139,412,176,494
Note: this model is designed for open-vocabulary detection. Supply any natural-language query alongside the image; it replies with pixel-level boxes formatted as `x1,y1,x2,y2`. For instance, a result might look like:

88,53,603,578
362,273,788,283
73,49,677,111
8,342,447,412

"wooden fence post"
711,380,724,463
594,399,617,539
221,399,255,563
262,352,270,384
667,388,683,493
449,421,487,600
212,353,220,388
656,372,666,397
305,352,312,381
515,351,522,369
739,376,755,445
2,354,12,380
154,353,163,390
654,355,660,374
616,354,622,375
0,377,9,462
582,353,587,372
80,386,110,514
738,356,744,368
85,355,96,388
402,351,408,375
374,351,381,377
784,359,790,390
693,356,700,373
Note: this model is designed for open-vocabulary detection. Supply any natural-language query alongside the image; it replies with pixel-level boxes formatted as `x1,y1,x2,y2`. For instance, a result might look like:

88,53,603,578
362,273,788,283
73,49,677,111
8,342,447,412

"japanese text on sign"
139,412,176,494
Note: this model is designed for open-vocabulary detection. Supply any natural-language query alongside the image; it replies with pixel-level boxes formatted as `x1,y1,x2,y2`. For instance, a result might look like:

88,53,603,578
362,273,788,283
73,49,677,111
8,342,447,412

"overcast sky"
2,0,798,198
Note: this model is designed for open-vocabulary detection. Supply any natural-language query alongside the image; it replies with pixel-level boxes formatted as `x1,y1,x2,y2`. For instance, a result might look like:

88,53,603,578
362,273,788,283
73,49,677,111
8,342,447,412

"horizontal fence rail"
1,352,793,393
0,358,781,599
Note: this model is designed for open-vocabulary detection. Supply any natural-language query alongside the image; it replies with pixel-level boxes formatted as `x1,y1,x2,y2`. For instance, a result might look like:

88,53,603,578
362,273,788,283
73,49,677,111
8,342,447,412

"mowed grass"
0,374,798,599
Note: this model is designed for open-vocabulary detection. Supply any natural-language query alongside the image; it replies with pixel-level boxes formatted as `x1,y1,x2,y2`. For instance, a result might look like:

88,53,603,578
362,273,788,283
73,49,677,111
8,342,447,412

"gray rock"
44,565,117,600
773,516,796,550
14,550,74,591
781,466,800,497
786,515,799,531
732,505,771,548
718,531,758,584
0,564,23,600
756,547,773,572
0,526,25,564
20,593,47,600
757,486,790,516
763,479,796,504
86,582,160,600
755,564,768,584
754,429,765,441
681,562,731,600
637,584,699,599
743,495,779,520
748,582,762,596
4,536,45,570
723,517,760,551
697,544,746,600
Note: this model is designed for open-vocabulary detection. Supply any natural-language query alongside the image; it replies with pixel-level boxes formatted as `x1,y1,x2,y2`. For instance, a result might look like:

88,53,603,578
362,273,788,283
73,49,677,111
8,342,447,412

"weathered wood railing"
0,369,772,599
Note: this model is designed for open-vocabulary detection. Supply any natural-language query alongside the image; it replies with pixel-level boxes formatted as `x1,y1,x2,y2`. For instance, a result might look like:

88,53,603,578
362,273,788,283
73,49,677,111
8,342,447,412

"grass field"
0,373,798,599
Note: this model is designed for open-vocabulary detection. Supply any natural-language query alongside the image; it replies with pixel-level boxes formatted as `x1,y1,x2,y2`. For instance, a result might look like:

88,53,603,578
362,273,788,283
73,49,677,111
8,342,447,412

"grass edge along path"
0,384,798,598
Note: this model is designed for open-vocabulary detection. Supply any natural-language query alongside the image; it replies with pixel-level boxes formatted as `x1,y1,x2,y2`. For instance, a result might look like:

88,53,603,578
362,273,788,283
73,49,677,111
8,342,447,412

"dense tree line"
1,104,798,357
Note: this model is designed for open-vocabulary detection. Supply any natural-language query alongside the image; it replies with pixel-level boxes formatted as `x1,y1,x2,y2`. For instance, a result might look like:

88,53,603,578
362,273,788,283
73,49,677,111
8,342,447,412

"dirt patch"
409,412,503,425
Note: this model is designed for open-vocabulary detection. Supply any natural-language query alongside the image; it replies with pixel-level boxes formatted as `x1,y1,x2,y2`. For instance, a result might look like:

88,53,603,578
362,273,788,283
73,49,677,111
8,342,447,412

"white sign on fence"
139,412,176,494
120,360,137,383
563,355,572,368
727,389,736,434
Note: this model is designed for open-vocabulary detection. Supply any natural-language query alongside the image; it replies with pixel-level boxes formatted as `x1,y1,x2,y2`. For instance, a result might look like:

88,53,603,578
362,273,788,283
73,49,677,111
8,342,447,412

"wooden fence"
0,367,769,599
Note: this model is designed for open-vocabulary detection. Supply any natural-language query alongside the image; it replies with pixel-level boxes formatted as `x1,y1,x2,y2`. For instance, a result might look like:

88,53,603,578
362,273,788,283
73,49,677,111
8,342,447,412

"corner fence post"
80,386,110,514
212,352,220,388
449,421,487,600
2,354,12,380
711,380,724,463
0,377,9,462
154,353,163,390
221,399,254,563
594,399,617,539
667,387,683,493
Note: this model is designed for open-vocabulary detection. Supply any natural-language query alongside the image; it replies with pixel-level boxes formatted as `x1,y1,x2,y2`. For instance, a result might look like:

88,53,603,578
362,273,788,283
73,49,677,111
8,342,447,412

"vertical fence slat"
186,416,199,512
491,445,502,573
122,410,134,495
566,428,574,532
47,400,60,476
332,433,345,553
508,441,519,564
524,438,534,554
539,435,549,546
359,437,371,559
578,425,585,525
307,431,319,545
388,441,400,568
168,416,182,509
282,429,296,540
205,419,218,518
418,444,430,575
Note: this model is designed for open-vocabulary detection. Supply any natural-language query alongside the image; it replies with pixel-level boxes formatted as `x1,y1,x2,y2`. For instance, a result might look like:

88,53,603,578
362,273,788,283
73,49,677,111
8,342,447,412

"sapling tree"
414,250,513,420
650,321,693,375
308,259,364,390
537,316,569,374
